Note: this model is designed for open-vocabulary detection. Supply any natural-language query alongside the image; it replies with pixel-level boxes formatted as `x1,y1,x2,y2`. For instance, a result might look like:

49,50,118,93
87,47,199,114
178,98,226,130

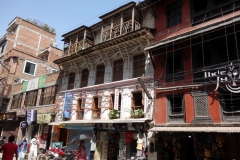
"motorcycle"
37,148,47,160
46,145,65,160
63,147,77,160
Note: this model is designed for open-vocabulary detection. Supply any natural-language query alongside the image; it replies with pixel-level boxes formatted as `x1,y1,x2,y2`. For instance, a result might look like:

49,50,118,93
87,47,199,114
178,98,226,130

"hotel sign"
204,63,240,93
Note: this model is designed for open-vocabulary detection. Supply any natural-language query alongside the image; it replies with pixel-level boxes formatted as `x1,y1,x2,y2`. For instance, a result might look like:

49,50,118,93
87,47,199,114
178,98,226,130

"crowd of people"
0,134,87,160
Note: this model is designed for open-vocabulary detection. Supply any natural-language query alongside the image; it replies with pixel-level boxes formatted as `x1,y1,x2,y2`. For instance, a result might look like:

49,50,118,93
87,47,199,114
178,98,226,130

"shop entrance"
184,136,195,160
107,132,120,160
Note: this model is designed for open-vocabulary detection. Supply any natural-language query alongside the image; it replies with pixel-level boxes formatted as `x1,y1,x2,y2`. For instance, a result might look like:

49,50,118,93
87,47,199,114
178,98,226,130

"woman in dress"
77,140,87,160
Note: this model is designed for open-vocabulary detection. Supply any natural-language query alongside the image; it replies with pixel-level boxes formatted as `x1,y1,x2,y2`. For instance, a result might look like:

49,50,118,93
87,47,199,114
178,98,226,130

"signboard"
38,75,46,88
63,92,74,118
26,110,37,125
204,63,240,93
37,114,51,124
20,121,28,128
114,88,119,110
1,112,16,121
22,81,28,92
27,77,39,91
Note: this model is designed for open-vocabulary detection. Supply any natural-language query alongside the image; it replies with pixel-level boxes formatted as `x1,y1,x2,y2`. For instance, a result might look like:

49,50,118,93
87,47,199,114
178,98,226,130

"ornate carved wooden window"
68,72,75,90
167,94,184,123
95,64,105,85
81,69,89,88
167,0,182,28
113,59,123,82
133,54,145,78
24,90,38,107
39,85,58,105
11,94,23,109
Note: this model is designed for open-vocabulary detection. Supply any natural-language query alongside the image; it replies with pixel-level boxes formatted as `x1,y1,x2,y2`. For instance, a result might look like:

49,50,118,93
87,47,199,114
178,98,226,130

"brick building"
145,0,240,159
0,17,62,141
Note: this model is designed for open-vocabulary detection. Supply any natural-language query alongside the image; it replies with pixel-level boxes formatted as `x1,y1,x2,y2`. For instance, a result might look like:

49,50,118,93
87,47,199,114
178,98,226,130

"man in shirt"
28,134,39,160
0,135,18,160
18,135,28,160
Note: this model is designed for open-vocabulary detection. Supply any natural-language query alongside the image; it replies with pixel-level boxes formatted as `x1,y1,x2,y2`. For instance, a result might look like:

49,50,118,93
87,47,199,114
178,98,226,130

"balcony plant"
92,112,100,119
130,108,144,118
108,109,120,119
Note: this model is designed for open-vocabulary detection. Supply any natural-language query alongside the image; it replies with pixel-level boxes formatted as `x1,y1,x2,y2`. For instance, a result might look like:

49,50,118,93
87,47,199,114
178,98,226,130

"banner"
27,77,39,91
38,75,46,88
37,114,51,124
114,88,119,110
26,110,37,125
22,81,28,92
63,92,74,118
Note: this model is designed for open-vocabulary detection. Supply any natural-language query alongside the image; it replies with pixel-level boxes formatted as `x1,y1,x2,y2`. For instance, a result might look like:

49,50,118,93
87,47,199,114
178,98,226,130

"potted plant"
131,109,144,118
108,109,120,119
92,112,99,119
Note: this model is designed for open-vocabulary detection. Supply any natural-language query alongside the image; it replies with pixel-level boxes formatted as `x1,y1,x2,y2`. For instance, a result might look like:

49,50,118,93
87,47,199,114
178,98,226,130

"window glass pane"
24,62,36,75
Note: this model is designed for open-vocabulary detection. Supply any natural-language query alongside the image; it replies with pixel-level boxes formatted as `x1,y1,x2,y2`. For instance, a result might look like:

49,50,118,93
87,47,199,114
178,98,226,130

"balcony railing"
102,20,141,42
63,39,93,56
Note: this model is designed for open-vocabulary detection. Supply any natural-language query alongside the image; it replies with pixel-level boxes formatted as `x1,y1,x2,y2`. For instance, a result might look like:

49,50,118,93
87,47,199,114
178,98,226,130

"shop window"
113,59,123,82
95,64,105,85
77,99,84,120
193,0,207,12
167,0,182,28
23,61,37,76
81,69,89,88
219,89,240,122
166,51,184,82
24,90,38,107
11,94,23,109
167,94,184,123
39,85,58,105
133,54,145,78
68,72,75,90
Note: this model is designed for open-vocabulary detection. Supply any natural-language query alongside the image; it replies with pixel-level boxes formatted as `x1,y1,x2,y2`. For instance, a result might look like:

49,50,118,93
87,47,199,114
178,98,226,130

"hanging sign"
37,114,51,124
204,63,240,93
1,112,16,121
26,110,37,125
20,121,28,128
114,88,119,110
63,92,74,118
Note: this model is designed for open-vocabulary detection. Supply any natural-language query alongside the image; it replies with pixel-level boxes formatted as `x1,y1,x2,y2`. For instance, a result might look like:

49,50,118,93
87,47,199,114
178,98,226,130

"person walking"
28,134,39,160
18,135,28,160
0,135,18,160
77,140,87,160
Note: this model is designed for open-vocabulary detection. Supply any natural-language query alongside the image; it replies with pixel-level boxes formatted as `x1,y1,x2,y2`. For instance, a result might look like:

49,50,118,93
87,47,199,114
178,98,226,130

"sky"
0,0,141,49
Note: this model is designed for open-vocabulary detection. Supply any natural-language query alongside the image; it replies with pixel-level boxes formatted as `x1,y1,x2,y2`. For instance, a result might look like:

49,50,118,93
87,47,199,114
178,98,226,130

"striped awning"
149,127,240,133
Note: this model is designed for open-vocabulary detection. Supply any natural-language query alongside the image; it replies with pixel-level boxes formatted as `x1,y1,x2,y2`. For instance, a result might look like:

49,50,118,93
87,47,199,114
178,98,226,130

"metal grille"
194,96,209,117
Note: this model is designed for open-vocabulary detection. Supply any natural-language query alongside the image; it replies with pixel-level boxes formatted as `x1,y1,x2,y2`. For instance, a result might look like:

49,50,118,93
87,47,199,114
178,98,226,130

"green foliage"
108,109,120,119
130,108,144,118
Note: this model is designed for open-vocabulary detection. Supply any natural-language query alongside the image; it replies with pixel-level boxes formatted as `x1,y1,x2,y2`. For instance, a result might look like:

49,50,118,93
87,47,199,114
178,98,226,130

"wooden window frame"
39,85,58,105
24,90,38,107
167,0,182,28
68,72,75,90
98,95,113,108
112,59,123,82
11,93,23,109
131,92,144,109
81,69,89,88
95,64,105,85
92,97,101,119
133,54,145,78
111,94,121,110
81,97,93,110
77,99,84,120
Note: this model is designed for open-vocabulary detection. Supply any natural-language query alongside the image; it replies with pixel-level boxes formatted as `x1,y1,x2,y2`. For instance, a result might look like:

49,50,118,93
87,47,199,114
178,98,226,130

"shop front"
149,126,240,160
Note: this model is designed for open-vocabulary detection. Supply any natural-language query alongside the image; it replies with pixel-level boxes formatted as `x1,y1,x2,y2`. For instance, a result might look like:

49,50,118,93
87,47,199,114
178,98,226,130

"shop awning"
59,118,150,124
149,127,240,133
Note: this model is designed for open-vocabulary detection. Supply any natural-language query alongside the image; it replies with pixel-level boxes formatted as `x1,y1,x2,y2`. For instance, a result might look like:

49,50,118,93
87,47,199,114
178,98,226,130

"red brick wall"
154,0,191,42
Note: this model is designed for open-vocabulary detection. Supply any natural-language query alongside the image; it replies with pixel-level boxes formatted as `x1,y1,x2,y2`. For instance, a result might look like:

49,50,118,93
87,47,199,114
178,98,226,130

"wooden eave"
62,25,91,38
54,28,153,65
99,2,136,20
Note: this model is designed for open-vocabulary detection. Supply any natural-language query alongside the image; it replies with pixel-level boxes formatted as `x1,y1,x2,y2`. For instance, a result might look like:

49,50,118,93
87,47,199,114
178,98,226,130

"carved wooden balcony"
102,20,141,42
63,39,93,56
